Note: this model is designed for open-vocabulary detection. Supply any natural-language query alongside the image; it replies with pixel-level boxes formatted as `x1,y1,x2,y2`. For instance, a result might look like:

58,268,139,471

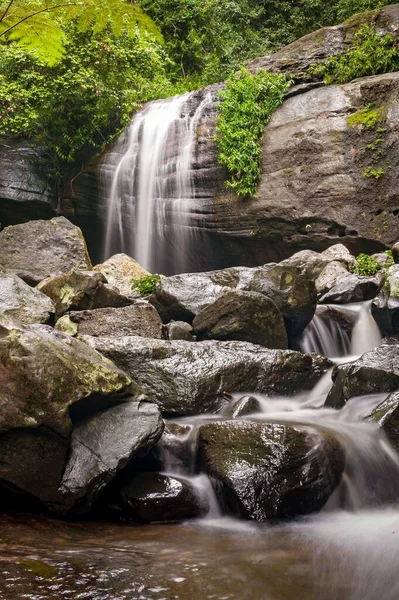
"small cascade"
349,300,382,355
103,91,213,274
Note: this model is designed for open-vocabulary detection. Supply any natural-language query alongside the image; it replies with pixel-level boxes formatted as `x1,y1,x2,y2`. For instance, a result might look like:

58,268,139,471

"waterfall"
103,91,213,274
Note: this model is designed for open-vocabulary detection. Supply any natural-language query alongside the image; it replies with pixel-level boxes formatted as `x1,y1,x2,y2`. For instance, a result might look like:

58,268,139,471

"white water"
103,92,212,274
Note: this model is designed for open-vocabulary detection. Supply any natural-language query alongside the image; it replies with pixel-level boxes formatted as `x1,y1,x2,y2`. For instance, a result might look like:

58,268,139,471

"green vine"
215,68,290,197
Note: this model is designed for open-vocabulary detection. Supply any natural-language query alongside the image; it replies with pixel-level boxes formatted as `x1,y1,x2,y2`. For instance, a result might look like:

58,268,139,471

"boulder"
393,242,399,264
223,395,262,418
83,336,331,416
326,341,399,409
166,320,196,341
0,217,92,285
55,303,163,339
279,250,330,280
321,244,356,269
372,253,392,267
107,472,208,523
93,253,150,297
319,272,383,304
197,421,345,521
192,290,287,349
0,318,132,436
38,270,132,318
366,392,399,451
152,264,316,341
0,272,54,325
59,401,163,514
315,261,350,296
372,265,399,335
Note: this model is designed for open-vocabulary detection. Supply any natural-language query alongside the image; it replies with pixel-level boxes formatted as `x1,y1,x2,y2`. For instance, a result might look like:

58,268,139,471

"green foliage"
347,103,384,129
215,68,290,197
131,274,161,296
351,253,382,276
336,0,393,21
311,24,399,84
364,166,385,179
0,0,159,66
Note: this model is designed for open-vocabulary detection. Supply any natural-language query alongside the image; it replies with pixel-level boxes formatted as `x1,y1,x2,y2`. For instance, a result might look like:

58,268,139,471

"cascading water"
103,91,213,274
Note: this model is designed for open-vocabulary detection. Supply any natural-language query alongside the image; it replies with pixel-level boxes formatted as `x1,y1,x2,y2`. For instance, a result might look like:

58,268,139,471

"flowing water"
1,303,398,598
103,92,212,274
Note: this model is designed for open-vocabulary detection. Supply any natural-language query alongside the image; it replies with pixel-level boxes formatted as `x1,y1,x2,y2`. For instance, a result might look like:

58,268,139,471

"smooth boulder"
197,421,345,520
192,290,288,349
0,272,54,325
319,272,383,304
94,253,150,297
166,321,196,341
56,303,163,339
0,217,92,285
83,336,331,416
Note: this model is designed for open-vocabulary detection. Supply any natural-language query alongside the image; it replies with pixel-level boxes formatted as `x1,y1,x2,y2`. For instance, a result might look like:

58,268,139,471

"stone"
197,421,345,521
55,303,163,339
59,401,163,514
157,421,193,470
166,321,196,341
326,341,399,409
0,272,54,325
321,244,356,269
38,270,132,318
372,253,392,267
366,392,399,451
372,265,399,335
319,272,383,304
83,336,331,416
393,242,399,264
192,290,287,349
0,217,92,285
107,472,208,523
279,250,330,280
0,318,132,436
315,261,349,297
224,395,262,418
93,253,150,297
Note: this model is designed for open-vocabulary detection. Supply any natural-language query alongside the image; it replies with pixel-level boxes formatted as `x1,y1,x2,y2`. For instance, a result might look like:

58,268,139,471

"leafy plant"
131,274,161,296
215,68,290,197
309,23,399,84
351,253,382,276
364,166,385,180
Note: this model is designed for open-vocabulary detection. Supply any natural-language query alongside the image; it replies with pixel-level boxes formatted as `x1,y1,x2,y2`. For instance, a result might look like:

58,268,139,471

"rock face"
0,319,132,436
83,336,330,415
197,421,345,520
367,392,399,451
93,253,150,296
192,290,288,349
59,401,163,513
152,264,316,341
108,472,208,523
55,303,163,339
326,341,399,409
372,265,399,334
0,217,92,285
0,272,54,324
38,270,131,318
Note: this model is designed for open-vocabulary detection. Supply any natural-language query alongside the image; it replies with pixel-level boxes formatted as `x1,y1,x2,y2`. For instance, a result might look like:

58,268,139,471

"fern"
0,0,160,66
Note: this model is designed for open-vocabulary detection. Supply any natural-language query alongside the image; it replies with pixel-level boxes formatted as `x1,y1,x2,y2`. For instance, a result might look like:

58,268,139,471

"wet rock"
83,336,331,416
93,253,150,297
0,272,54,325
279,250,330,280
326,342,399,409
315,261,349,297
152,264,316,341
55,303,163,339
108,472,208,523
0,318,132,436
366,392,399,451
393,242,399,264
372,265,399,335
321,244,356,269
319,272,383,304
59,401,163,514
157,421,193,470
38,270,132,318
197,421,345,521
166,321,196,341
224,395,262,418
0,217,92,285
192,290,287,349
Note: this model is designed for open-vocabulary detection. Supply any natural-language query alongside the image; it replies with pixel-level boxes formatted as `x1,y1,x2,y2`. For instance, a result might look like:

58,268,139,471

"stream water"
1,303,398,599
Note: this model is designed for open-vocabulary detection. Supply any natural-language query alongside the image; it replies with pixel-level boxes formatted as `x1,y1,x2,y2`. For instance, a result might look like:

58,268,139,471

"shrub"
131,274,161,296
215,68,290,197
351,253,382,276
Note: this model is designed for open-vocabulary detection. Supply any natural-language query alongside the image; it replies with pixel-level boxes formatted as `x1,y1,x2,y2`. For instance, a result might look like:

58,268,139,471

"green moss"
347,104,384,129
59,283,75,305
351,253,381,276
21,560,57,579
364,166,384,179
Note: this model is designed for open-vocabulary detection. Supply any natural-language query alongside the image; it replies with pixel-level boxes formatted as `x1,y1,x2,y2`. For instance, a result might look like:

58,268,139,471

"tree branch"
0,0,16,25
0,2,80,38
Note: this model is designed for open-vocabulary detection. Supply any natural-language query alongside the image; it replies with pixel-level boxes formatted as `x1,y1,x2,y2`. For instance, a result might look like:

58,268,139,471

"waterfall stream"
103,92,212,274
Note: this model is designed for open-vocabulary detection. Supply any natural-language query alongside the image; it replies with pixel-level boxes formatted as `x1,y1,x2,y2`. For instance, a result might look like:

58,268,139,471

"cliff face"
3,5,399,267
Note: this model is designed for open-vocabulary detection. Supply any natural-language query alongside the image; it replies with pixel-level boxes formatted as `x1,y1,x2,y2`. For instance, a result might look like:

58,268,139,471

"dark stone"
197,421,345,521
193,290,287,349
224,395,262,418
38,270,132,318
366,392,399,451
393,242,399,264
0,318,132,436
326,341,399,409
55,303,163,339
157,421,193,470
372,266,399,335
108,472,209,523
59,401,163,514
319,272,383,304
0,272,54,325
0,217,92,285
83,336,331,416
